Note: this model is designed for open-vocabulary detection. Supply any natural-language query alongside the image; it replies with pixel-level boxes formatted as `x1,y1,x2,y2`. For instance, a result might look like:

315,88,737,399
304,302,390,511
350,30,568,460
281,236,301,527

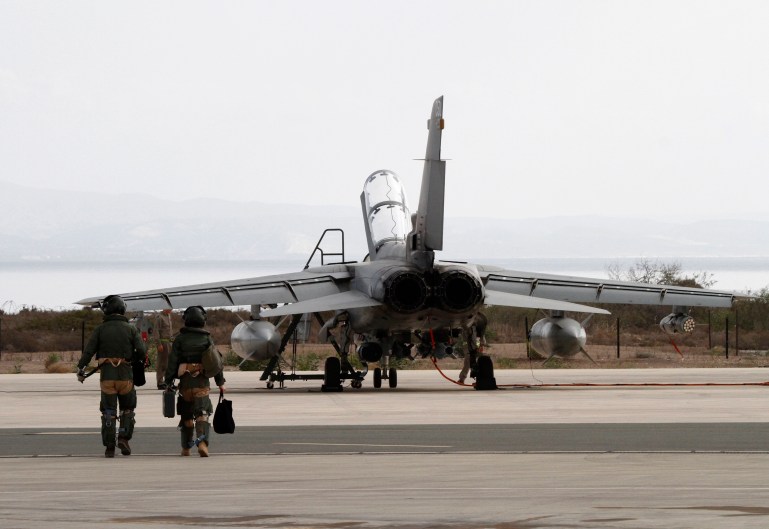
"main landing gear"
473,355,497,391
321,357,342,392
370,353,399,389
319,356,367,392
372,367,398,389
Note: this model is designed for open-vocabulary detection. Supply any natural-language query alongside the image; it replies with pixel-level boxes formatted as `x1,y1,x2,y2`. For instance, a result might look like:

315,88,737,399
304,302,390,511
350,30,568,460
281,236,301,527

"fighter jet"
76,97,738,390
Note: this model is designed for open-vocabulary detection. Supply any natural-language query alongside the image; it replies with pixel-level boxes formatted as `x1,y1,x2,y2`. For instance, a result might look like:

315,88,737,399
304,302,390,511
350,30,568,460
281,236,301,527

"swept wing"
75,265,351,312
478,265,736,308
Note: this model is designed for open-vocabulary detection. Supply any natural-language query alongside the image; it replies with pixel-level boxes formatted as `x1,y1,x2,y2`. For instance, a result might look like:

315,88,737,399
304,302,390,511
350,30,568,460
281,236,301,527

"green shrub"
294,353,321,371
543,357,567,369
238,359,268,372
495,357,518,369
46,362,73,374
44,353,61,368
223,349,242,366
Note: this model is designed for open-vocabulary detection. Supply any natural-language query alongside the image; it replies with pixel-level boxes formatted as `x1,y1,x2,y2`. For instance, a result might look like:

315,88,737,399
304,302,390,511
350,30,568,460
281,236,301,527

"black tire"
373,367,382,388
322,357,342,390
388,368,398,388
477,355,494,379
475,355,497,390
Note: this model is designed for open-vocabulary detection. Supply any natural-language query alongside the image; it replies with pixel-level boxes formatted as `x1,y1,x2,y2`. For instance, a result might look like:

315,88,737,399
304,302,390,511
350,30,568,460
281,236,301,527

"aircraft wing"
259,290,383,317
478,265,737,308
483,290,610,314
74,265,352,312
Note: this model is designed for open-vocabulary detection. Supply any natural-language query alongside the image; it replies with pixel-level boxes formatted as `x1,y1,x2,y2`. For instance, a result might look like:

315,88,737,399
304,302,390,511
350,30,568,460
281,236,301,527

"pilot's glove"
76,368,86,383
157,383,167,391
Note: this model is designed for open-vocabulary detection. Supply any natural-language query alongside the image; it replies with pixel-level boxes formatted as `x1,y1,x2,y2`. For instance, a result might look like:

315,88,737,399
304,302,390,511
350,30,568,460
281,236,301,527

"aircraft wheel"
373,368,382,388
266,382,274,390
351,379,362,389
321,357,343,392
388,368,398,388
477,355,494,378
475,355,497,390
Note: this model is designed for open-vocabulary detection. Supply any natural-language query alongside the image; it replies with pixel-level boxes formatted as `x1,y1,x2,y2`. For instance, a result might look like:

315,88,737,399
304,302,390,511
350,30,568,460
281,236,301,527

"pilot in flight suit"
163,306,226,457
77,295,147,458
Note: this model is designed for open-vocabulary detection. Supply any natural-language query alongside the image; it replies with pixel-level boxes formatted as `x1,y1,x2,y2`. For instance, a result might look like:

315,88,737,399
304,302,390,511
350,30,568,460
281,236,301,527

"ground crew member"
77,294,147,458
162,306,226,457
154,310,174,389
133,310,174,389
459,313,488,384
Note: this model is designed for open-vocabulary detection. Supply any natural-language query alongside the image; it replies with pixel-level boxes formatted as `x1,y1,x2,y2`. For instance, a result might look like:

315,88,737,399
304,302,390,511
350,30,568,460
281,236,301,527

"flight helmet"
183,305,207,328
101,295,127,316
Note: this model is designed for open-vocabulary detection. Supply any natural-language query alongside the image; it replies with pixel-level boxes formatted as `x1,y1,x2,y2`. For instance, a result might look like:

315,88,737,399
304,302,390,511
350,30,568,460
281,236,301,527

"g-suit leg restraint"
193,410,210,448
101,407,117,447
118,409,135,440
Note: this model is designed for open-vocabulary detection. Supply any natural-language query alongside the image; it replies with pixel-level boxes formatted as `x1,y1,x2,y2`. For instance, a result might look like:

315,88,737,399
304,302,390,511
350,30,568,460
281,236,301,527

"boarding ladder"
303,228,347,269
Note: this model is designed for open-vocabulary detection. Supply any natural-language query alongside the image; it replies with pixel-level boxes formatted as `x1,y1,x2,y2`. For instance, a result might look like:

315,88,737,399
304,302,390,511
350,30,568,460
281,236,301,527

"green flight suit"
165,327,226,450
78,314,147,447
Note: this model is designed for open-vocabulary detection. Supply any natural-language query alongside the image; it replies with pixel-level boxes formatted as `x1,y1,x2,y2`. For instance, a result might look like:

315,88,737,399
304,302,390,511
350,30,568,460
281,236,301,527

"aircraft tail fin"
411,96,446,253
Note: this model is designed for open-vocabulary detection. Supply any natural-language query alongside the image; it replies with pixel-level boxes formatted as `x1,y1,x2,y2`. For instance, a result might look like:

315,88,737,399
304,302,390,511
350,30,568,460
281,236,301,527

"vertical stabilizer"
411,96,446,257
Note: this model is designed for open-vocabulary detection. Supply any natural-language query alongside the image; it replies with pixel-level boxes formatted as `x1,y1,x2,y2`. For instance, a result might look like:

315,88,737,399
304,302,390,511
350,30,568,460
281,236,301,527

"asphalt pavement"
1,369,769,529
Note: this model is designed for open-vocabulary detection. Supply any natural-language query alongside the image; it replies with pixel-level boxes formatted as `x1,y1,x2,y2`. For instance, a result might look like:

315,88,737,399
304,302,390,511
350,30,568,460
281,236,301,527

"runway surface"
3,423,769,457
2,369,769,528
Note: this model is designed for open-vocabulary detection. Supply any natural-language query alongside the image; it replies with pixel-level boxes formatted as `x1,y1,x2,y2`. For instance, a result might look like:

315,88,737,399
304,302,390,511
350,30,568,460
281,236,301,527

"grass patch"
238,359,268,372
46,362,74,374
44,353,61,369
543,357,567,368
495,357,518,369
223,349,241,366
708,346,726,357
294,353,321,371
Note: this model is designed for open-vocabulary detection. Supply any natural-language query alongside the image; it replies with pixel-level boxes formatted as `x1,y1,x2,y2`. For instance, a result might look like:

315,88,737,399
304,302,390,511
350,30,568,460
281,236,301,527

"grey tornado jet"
76,96,739,391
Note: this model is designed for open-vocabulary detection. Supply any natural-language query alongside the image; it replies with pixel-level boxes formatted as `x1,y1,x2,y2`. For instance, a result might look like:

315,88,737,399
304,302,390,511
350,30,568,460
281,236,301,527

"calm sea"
1,257,768,312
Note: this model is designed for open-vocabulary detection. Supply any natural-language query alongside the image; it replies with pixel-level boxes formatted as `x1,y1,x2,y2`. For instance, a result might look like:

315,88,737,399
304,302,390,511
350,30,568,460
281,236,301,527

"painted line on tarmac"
274,442,453,448
27,432,95,435
4,485,769,495
4,449,769,459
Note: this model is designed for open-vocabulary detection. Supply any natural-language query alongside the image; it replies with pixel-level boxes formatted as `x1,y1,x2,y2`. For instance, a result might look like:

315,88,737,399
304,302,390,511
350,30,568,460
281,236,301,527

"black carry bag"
132,360,146,387
213,389,235,434
162,388,176,418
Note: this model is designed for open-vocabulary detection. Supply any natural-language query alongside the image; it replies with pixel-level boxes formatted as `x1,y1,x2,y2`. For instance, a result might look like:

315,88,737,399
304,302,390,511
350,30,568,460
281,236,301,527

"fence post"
708,310,712,349
735,310,739,356
525,316,530,360
616,317,621,359
81,320,86,354
0,318,3,361
725,317,729,359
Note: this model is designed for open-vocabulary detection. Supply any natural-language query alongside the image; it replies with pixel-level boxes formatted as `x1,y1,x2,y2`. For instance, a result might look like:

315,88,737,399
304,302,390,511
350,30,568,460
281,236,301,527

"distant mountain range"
2,180,768,262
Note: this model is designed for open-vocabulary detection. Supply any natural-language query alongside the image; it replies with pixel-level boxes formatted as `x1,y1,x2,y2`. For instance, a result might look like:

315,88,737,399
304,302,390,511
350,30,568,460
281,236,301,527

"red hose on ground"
430,357,769,388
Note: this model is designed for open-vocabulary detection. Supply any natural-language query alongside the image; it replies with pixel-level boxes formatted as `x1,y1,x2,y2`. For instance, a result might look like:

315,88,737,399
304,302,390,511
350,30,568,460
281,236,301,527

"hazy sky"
2,1,768,222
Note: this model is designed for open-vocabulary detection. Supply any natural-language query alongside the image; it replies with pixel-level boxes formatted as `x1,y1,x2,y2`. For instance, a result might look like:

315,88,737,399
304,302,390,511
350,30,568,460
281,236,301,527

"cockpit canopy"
362,170,411,250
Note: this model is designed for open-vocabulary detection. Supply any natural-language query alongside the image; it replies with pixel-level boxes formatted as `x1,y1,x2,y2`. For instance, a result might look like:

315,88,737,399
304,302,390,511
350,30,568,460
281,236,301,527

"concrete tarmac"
2,368,769,528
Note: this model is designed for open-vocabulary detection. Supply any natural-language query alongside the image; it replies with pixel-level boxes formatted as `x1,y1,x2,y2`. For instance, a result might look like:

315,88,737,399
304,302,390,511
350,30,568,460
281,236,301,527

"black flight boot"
117,437,131,456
